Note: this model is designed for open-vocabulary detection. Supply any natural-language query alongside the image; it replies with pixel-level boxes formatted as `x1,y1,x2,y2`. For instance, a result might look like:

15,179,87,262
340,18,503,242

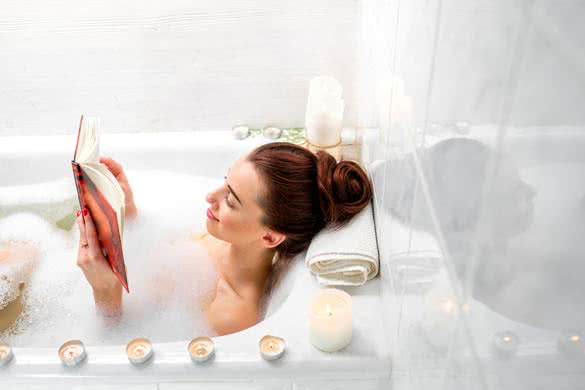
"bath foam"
0,171,222,345
0,178,79,231
0,242,40,311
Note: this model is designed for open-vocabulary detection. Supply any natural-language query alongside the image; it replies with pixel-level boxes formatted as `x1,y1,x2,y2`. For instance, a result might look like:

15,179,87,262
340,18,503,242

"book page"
75,117,100,164
81,163,126,240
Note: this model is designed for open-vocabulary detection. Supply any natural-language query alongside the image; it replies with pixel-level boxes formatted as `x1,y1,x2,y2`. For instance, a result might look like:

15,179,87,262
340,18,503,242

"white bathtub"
0,130,391,389
363,126,585,390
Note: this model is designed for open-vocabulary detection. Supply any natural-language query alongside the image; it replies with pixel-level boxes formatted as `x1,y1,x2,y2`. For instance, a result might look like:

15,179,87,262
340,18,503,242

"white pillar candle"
305,76,345,148
308,288,352,352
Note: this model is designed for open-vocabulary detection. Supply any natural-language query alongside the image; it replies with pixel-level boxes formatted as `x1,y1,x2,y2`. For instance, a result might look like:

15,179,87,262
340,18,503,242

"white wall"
0,0,359,135
3,1,584,137
358,0,585,129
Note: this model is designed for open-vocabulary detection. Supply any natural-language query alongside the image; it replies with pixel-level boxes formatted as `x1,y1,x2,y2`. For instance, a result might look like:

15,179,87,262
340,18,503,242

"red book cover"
71,117,129,293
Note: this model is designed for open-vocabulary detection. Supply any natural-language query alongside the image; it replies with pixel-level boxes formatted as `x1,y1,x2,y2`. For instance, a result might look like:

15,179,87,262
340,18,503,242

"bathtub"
364,126,585,390
0,130,392,389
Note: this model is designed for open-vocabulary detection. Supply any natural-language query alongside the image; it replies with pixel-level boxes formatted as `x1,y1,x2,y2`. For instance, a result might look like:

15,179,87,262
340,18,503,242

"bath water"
0,170,222,346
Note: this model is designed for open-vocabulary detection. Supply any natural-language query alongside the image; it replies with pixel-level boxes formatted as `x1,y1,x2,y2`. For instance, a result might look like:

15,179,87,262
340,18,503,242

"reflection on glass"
373,137,585,330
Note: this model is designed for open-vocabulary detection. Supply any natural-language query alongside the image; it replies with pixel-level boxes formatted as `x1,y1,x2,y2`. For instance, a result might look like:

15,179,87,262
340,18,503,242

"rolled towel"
378,212,443,293
306,202,379,286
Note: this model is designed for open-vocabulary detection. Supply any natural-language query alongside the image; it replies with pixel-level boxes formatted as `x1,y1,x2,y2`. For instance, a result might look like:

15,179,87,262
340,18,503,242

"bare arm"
76,209,123,318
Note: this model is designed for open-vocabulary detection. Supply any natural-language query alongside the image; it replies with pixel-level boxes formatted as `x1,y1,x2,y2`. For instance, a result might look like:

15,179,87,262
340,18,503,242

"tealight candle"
259,335,286,361
0,343,14,367
308,288,352,352
58,340,87,367
557,330,585,356
492,331,520,357
188,337,215,363
126,338,153,365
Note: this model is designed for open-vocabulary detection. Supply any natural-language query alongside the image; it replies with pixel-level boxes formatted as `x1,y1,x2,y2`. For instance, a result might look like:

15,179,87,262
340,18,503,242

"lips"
207,208,219,221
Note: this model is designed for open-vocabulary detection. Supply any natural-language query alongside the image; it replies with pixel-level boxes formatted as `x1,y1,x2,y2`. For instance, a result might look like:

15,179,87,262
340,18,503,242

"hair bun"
315,150,372,226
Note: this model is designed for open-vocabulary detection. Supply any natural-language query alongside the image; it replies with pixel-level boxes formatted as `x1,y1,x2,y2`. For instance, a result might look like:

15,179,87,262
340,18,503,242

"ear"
261,230,286,249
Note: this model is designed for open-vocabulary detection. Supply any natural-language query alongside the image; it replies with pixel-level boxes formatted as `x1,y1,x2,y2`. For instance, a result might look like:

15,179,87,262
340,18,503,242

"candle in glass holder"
557,330,585,356
492,331,520,357
0,343,14,367
58,340,87,367
308,288,352,352
188,337,215,363
259,335,286,361
126,338,153,365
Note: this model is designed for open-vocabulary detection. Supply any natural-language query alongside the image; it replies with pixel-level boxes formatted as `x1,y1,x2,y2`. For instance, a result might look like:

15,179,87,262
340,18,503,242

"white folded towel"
377,211,444,293
306,203,379,286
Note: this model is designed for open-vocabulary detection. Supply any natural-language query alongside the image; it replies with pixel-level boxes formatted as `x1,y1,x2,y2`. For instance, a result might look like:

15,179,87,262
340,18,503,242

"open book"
71,115,129,292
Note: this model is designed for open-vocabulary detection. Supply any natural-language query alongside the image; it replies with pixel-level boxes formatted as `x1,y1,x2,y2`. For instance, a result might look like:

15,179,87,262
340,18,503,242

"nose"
205,185,224,207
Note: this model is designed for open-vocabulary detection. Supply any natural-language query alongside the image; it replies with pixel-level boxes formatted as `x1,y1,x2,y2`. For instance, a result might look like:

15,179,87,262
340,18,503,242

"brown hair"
247,142,372,263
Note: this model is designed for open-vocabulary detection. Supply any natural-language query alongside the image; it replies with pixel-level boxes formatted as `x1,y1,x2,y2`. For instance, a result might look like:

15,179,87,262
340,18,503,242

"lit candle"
308,288,352,352
492,331,520,357
188,337,215,363
557,330,585,356
259,335,286,361
305,76,344,148
0,343,14,367
126,338,154,365
58,340,87,367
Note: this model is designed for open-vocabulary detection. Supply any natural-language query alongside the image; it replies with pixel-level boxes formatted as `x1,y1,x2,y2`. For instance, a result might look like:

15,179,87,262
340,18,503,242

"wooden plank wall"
0,0,359,135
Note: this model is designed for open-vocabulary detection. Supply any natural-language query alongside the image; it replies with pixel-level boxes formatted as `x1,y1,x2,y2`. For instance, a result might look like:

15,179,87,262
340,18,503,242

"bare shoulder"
207,276,261,336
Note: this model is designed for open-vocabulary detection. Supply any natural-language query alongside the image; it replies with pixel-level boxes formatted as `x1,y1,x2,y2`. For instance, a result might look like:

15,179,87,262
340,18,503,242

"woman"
76,142,372,336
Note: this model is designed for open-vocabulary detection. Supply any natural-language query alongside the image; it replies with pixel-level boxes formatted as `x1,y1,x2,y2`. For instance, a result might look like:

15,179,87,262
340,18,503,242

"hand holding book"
76,208,123,316
72,116,131,292
99,156,138,219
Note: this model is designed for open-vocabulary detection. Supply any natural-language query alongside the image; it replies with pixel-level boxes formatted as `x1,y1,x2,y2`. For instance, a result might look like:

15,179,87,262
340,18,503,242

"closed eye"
224,193,234,208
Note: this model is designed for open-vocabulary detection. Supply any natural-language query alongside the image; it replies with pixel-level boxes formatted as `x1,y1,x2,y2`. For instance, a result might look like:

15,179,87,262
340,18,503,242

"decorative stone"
232,125,250,140
263,126,282,139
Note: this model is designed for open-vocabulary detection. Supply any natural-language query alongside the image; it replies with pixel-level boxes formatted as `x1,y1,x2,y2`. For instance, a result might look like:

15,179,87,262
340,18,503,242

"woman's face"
205,157,269,246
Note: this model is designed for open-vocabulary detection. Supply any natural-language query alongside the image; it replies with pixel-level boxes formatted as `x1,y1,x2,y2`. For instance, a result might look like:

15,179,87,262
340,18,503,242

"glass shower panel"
367,0,585,389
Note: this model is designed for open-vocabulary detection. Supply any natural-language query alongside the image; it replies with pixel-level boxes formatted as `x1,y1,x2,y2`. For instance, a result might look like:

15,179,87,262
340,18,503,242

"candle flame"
503,336,511,342
444,300,454,313
325,303,332,316
134,346,145,357
570,335,580,342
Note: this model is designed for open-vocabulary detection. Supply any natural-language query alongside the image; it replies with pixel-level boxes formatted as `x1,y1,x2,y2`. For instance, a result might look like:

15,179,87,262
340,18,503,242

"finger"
99,156,124,178
76,210,88,249
81,209,101,259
